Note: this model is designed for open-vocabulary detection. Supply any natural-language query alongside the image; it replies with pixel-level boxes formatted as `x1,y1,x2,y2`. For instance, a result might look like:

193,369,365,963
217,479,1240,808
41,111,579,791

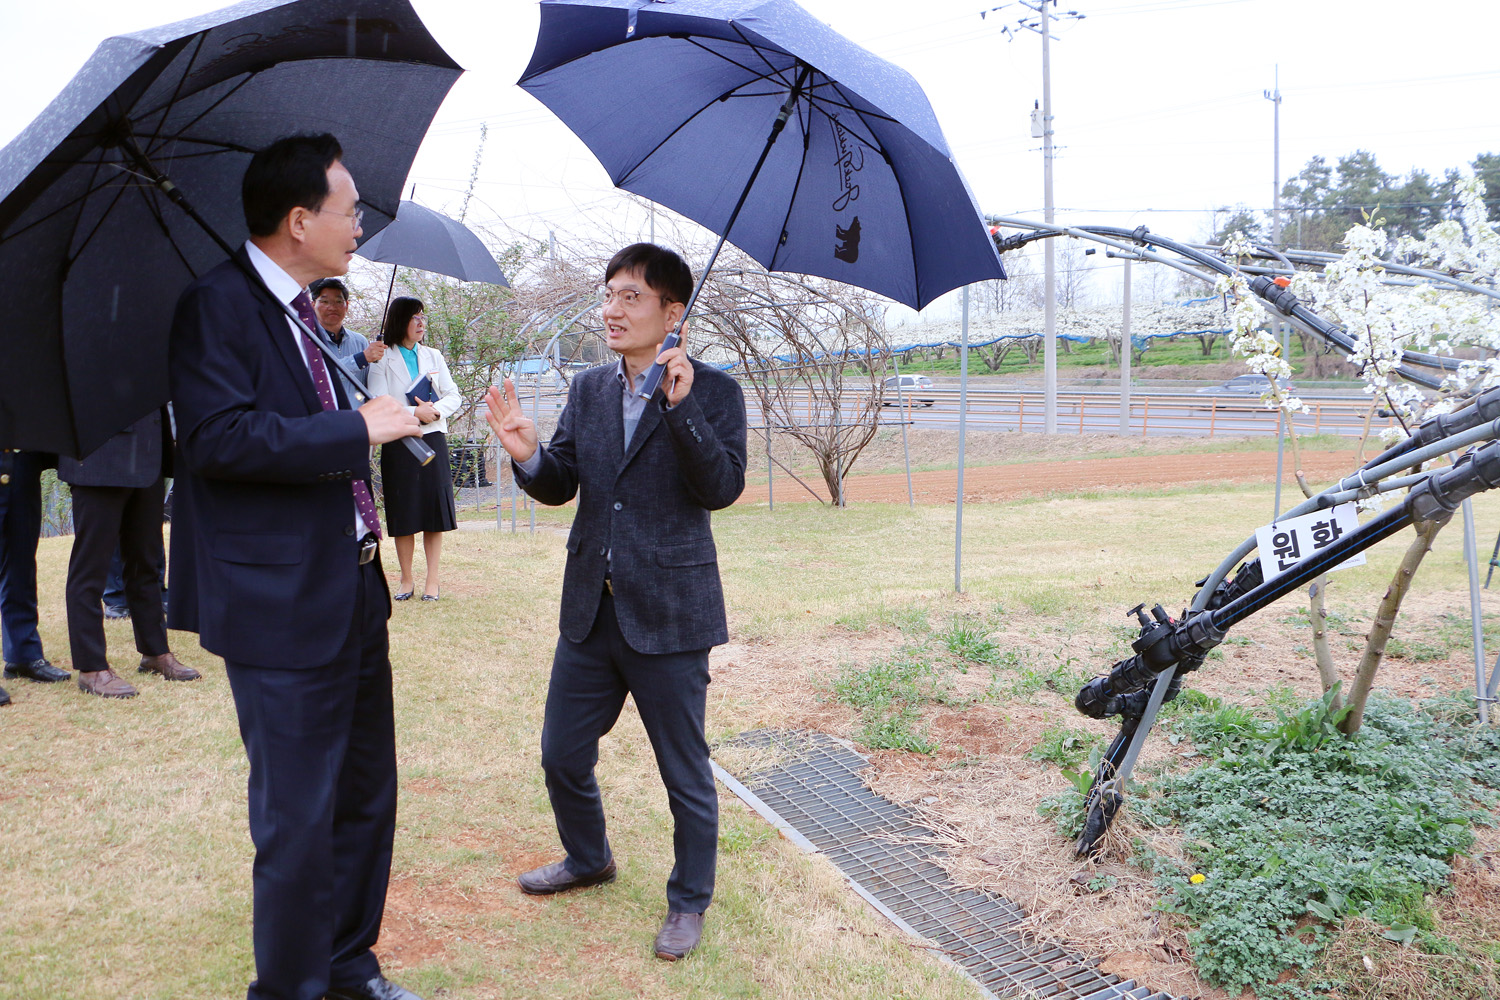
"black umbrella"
355,198,510,323
0,0,462,457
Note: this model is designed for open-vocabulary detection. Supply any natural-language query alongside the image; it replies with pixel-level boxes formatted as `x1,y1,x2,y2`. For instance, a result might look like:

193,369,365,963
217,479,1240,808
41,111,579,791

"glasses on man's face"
314,206,364,228
599,286,668,309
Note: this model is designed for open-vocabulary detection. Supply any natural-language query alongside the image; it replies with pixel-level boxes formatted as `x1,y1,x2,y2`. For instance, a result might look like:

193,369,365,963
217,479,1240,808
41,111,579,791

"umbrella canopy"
356,200,510,285
518,0,1004,313
0,0,462,456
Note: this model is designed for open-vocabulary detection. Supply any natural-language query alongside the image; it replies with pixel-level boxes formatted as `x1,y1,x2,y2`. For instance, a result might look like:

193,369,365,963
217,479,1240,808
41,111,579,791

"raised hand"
484,377,539,463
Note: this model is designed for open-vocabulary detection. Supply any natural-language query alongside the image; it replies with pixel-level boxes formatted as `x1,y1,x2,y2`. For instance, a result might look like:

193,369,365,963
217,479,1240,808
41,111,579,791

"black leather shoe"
517,859,617,895
654,911,706,961
4,658,71,683
103,604,130,620
325,975,424,1000
0,684,10,706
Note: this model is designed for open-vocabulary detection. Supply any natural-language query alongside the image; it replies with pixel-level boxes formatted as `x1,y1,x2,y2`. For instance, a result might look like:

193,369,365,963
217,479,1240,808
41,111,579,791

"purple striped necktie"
292,292,382,540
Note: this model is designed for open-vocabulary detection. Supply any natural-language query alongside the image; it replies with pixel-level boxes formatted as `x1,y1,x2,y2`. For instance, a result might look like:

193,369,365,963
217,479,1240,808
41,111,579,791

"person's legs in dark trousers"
102,547,128,615
1,452,46,666
104,536,167,616
118,479,168,659
225,558,396,1000
613,613,717,914
540,597,630,879
65,486,128,673
329,560,397,988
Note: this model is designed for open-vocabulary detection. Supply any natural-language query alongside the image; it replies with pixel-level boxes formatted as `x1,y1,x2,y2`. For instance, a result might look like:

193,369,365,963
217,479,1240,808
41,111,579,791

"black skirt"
380,431,457,537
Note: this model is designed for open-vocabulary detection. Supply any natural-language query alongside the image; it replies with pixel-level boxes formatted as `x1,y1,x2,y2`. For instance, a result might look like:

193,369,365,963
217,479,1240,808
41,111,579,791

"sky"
2,0,1498,317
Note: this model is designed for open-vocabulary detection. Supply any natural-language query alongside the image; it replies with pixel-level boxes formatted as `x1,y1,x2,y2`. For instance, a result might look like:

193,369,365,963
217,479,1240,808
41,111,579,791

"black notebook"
404,374,436,406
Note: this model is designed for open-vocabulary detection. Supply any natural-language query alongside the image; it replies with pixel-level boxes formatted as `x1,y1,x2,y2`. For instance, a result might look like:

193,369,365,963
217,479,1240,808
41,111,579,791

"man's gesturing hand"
484,377,539,463
360,395,421,444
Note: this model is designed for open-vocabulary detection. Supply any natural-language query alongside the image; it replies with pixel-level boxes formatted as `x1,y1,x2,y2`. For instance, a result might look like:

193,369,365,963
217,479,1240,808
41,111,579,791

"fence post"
1209,396,1217,439
1140,396,1149,437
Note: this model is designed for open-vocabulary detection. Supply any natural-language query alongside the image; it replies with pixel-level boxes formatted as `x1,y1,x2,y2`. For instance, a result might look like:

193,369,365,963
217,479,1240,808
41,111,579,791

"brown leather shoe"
138,652,201,681
654,911,705,961
517,859,617,895
77,669,138,699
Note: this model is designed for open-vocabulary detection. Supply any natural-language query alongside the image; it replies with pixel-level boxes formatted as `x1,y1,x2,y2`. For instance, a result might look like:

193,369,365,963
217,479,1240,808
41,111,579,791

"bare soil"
740,449,1362,505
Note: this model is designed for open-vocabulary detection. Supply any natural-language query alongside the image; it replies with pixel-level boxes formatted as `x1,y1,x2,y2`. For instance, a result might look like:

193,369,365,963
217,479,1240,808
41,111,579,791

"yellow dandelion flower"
1190,873,1206,884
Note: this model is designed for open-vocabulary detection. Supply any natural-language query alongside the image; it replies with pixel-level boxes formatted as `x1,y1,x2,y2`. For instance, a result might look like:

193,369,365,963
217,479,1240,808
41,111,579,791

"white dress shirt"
244,241,369,538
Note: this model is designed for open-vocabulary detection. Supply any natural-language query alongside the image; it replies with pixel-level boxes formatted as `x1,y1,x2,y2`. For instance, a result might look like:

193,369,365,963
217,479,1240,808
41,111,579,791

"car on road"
883,374,935,406
1194,373,1296,398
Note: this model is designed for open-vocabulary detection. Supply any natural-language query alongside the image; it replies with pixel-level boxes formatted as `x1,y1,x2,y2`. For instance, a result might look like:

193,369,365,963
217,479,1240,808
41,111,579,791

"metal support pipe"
1120,258,1131,434
956,285,970,593
1464,498,1489,724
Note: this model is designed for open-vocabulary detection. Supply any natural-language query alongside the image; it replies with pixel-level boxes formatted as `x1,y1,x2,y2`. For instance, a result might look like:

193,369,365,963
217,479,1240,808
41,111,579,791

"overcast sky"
3,0,1497,314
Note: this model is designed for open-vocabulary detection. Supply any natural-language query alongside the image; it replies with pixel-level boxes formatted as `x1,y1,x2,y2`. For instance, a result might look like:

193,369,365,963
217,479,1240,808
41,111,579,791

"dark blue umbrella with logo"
519,0,1005,397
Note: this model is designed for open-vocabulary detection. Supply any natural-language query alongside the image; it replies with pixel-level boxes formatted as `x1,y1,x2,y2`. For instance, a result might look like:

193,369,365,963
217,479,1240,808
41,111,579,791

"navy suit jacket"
516,360,747,654
166,250,381,669
57,408,171,488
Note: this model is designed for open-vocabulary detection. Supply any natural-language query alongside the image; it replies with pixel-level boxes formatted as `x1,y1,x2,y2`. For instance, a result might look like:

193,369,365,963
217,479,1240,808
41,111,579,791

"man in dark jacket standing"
60,408,198,698
485,243,746,962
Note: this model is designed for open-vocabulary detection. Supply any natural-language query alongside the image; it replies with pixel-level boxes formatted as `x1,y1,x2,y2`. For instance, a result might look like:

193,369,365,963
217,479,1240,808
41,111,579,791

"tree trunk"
1339,518,1445,735
1308,577,1343,710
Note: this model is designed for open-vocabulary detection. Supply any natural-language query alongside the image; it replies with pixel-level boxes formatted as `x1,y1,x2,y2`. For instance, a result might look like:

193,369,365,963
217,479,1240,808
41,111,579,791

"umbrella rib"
130,135,260,156
139,32,209,152
138,181,201,278
0,172,133,243
614,72,785,188
679,37,790,89
135,72,258,150
62,171,139,271
728,23,796,90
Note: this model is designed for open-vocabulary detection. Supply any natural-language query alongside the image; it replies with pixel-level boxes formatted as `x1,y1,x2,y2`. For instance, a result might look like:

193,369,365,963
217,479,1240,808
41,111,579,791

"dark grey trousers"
541,590,717,913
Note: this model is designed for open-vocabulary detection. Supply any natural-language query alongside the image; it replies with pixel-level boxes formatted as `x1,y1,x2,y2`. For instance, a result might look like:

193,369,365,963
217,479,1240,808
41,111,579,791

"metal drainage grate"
713,730,1180,1000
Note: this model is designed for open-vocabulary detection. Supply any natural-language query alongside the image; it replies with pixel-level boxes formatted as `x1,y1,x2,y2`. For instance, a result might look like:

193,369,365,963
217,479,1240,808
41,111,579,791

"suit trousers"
224,557,396,1000
0,452,46,665
541,590,717,913
65,481,169,672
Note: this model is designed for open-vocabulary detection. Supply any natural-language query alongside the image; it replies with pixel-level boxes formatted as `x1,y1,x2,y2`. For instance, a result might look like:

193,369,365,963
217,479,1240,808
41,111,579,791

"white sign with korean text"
1255,503,1366,582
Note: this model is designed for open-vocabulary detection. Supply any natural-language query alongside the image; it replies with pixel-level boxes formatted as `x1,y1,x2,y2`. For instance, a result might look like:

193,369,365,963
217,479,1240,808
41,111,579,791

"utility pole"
1264,67,1281,246
1011,1,1083,432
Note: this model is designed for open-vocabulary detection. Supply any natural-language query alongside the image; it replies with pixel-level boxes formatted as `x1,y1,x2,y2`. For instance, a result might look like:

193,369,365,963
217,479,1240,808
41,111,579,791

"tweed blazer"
516,360,747,654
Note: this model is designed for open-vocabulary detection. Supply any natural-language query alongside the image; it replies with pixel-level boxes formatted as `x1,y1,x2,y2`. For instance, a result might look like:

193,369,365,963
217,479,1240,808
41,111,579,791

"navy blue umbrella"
357,200,510,285
519,0,1005,396
0,0,462,456
356,199,510,323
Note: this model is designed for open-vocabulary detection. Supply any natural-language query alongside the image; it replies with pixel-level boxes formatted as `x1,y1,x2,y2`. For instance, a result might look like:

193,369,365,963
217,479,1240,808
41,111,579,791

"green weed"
1027,724,1103,769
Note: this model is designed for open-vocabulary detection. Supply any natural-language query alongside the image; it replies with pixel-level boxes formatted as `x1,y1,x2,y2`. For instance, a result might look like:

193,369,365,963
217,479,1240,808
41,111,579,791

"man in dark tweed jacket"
485,243,746,961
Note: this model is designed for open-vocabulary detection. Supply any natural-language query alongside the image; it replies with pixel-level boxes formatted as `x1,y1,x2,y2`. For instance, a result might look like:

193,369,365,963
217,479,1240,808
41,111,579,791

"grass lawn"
5,472,1500,999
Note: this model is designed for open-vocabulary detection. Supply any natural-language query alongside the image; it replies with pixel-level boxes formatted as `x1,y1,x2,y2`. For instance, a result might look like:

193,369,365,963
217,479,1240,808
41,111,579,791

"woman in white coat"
367,296,462,600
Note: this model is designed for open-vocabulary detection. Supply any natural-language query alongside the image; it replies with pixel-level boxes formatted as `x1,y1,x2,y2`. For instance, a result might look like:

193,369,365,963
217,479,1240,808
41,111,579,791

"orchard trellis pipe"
981,220,1500,854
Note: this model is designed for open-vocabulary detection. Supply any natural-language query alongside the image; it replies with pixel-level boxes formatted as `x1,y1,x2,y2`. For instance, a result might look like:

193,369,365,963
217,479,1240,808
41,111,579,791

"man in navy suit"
168,134,423,1000
1,448,69,704
485,243,746,961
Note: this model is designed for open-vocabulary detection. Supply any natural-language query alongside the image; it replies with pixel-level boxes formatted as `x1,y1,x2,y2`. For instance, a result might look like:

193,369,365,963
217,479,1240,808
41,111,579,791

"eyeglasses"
313,206,364,228
599,286,669,308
